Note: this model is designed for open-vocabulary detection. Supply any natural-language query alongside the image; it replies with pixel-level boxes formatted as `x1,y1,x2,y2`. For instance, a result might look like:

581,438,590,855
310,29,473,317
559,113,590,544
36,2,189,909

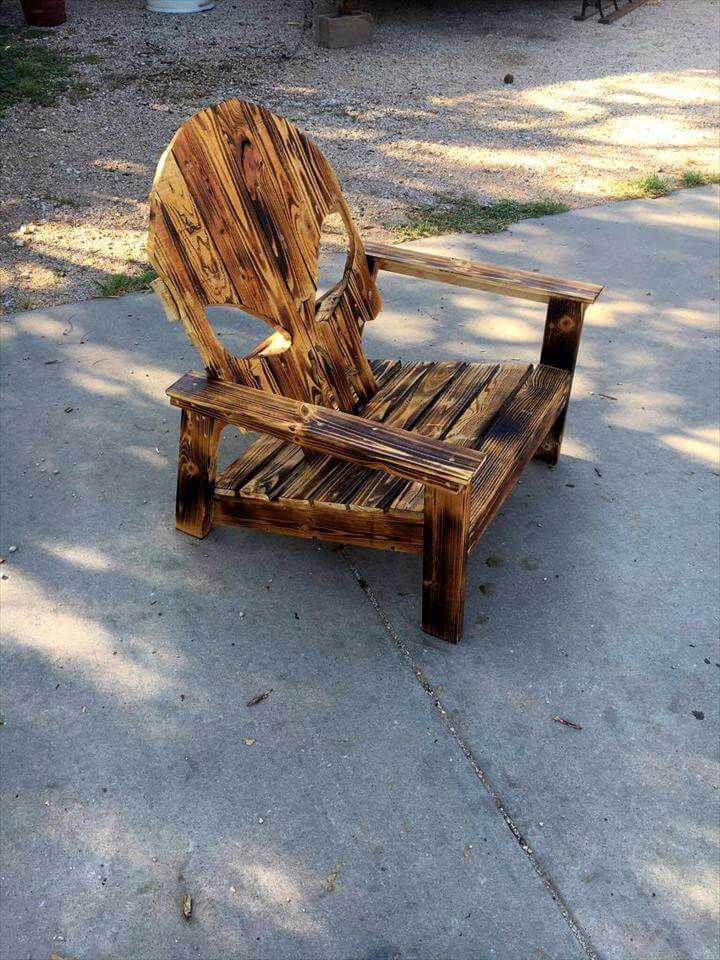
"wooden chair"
148,100,602,643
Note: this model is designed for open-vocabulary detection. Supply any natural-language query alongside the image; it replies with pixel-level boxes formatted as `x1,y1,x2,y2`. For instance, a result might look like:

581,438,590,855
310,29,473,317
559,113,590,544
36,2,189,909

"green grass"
681,168,720,188
94,267,158,298
392,194,569,242
0,26,94,116
616,168,720,200
616,172,671,199
634,173,672,198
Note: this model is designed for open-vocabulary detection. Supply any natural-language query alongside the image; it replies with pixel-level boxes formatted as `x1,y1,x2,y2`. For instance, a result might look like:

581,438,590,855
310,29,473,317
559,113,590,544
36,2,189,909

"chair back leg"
535,297,586,465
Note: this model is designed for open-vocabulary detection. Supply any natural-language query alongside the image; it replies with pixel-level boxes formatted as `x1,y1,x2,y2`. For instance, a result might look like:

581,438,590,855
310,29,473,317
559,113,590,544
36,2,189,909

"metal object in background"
574,0,650,24
146,1,216,13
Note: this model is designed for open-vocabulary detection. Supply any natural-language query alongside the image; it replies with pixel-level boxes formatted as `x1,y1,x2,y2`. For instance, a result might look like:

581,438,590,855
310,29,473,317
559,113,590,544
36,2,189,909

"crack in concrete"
343,550,602,960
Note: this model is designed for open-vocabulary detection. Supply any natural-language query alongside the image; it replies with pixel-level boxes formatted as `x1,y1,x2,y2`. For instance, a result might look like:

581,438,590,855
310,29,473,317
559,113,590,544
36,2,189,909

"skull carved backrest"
148,100,382,412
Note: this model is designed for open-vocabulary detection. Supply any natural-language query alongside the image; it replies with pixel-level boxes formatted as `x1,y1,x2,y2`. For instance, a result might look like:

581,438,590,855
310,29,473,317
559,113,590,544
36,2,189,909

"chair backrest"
148,100,382,412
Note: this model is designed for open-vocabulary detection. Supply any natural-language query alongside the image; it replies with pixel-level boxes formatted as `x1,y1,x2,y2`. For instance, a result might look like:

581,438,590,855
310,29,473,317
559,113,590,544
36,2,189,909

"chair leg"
534,408,568,466
422,484,470,643
534,297,585,466
175,408,222,539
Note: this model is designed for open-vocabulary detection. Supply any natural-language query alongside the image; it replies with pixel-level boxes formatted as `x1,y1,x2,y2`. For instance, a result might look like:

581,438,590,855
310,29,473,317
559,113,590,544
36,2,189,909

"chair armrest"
364,240,603,305
167,372,484,494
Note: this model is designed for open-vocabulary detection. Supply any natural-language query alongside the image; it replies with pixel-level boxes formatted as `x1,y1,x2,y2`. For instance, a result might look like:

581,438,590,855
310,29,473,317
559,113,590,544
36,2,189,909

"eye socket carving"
316,211,352,303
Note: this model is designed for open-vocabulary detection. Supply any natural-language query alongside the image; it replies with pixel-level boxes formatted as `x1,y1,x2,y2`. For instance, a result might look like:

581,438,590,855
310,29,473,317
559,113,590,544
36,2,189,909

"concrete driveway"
1,188,718,960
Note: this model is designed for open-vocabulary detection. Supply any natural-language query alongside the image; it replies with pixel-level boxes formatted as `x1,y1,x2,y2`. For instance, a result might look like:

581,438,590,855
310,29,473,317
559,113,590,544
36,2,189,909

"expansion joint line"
341,549,602,960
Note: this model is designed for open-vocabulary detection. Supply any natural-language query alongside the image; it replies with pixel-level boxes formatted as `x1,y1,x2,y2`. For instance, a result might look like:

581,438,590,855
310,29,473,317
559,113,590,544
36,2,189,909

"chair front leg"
535,296,586,465
422,483,471,643
175,408,222,538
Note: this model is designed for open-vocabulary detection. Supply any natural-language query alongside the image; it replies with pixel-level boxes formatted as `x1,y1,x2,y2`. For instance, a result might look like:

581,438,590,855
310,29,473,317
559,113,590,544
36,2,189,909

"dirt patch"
1,0,718,312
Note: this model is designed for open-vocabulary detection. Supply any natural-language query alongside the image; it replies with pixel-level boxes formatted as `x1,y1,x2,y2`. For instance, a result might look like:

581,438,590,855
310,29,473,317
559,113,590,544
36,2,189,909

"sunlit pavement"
1,187,718,960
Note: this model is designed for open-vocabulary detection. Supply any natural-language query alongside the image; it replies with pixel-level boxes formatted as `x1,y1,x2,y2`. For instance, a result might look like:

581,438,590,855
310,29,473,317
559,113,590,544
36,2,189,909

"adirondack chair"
148,100,602,643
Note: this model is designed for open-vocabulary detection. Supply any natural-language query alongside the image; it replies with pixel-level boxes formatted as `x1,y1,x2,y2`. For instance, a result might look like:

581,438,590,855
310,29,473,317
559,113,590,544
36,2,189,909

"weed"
617,172,672,199
0,26,95,115
42,194,84,209
94,267,158,298
681,168,720,188
393,194,569,242
635,173,672,197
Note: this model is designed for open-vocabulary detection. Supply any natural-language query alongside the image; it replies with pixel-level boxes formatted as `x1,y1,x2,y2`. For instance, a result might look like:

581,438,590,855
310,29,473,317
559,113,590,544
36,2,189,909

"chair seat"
215,358,566,524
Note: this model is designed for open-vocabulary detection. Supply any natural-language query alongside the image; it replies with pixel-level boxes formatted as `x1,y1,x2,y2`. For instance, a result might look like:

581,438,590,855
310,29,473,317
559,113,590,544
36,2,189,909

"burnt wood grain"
423,484,471,642
397,362,533,514
153,101,602,643
175,409,223,538
214,494,423,553
535,297,586,465
250,360,430,504
469,365,572,548
365,241,603,305
149,100,381,410
167,372,485,493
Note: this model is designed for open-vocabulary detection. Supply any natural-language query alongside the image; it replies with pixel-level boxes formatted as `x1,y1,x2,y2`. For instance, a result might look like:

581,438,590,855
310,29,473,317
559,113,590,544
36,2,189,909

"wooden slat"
365,241,603,305
385,362,500,513
399,363,533,514
168,372,485,493
402,362,498,440
367,357,402,388
267,360,431,503
468,364,572,547
226,358,403,500
215,435,284,497
444,363,533,446
221,357,399,500
213,494,423,553
359,360,432,421
348,362,477,509
150,152,239,307
239,444,307,500
315,362,462,507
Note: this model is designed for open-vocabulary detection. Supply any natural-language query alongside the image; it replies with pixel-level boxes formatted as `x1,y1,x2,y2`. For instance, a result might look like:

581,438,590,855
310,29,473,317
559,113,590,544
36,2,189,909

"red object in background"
20,0,67,27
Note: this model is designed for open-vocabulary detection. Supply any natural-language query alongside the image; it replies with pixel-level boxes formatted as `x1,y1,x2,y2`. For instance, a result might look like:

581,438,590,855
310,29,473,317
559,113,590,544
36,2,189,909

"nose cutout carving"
205,304,291,359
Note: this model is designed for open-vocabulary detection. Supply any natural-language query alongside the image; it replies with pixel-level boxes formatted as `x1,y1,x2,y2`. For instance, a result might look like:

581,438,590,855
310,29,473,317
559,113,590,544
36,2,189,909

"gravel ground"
1,0,718,312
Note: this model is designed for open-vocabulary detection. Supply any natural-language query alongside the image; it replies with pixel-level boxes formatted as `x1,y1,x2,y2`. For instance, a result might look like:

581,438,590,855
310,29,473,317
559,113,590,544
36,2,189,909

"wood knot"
240,139,259,191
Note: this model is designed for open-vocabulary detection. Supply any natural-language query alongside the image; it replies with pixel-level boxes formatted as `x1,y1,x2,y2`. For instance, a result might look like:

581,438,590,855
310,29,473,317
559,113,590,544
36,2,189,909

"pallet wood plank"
232,357,404,501
365,241,603,305
383,362,500,513
215,435,285,497
167,372,485,493
216,359,401,498
235,359,404,500
213,494,423,553
468,364,572,546
316,361,462,507
422,484,470,642
400,362,533,514
269,360,432,503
